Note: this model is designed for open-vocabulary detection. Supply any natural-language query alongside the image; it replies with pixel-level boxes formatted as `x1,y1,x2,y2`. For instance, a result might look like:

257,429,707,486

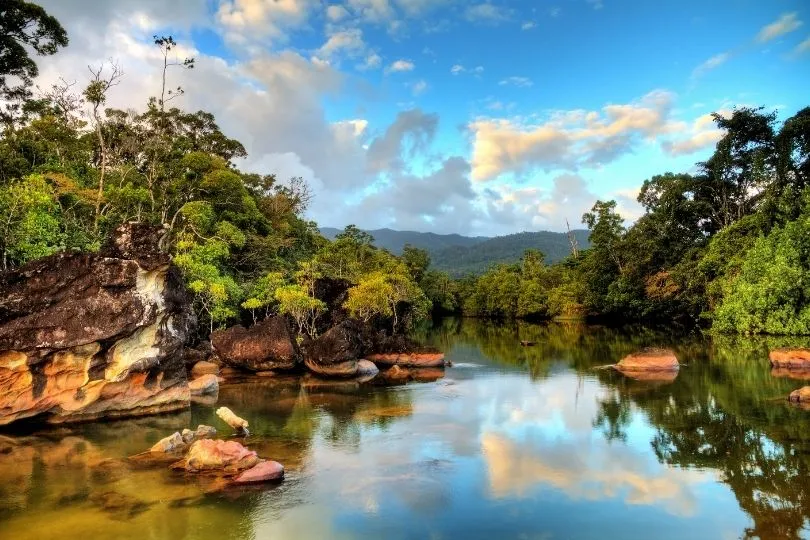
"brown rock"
770,348,810,369
770,367,810,381
180,439,259,472
304,358,359,377
384,365,411,383
190,360,219,378
211,316,299,372
0,223,193,426
367,352,445,368
615,348,679,372
189,374,219,396
410,367,446,382
234,460,284,483
302,321,365,377
788,386,810,403
216,406,249,434
150,432,185,453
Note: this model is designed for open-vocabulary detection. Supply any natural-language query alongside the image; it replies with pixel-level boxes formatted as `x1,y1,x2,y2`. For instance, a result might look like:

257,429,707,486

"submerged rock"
788,386,810,403
770,348,810,369
234,460,284,483
383,365,411,383
189,374,219,396
0,223,194,426
216,406,249,435
179,439,259,472
90,490,152,519
615,348,679,372
211,316,299,372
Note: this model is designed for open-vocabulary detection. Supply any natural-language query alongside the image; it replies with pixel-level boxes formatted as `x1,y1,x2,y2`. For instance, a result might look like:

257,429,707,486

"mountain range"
319,227,590,276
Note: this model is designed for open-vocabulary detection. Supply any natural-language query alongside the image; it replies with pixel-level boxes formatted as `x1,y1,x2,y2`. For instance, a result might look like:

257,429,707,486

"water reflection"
1,319,809,539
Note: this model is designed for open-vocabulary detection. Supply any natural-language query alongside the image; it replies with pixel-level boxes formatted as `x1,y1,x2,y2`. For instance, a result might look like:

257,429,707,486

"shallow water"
2,318,810,540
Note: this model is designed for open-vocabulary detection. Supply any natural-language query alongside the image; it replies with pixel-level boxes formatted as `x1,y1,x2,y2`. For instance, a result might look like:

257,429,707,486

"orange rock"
410,367,445,382
190,361,219,378
181,439,259,472
770,367,810,381
367,352,445,368
188,374,219,396
384,365,411,383
788,386,810,403
769,348,810,369
235,460,284,483
615,348,679,372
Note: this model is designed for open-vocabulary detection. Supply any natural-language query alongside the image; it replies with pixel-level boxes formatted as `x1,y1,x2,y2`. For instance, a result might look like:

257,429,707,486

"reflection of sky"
253,356,751,539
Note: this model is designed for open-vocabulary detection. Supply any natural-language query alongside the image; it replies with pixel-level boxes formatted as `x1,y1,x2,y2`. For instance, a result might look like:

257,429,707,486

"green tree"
275,284,326,338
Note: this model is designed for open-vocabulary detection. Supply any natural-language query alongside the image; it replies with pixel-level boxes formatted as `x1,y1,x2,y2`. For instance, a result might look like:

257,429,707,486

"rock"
234,460,284,483
383,365,411,383
0,223,194,426
183,342,213,367
356,359,379,382
181,424,217,444
770,367,810,380
90,490,153,519
190,360,219,378
150,432,185,453
788,386,810,403
211,316,299,372
179,439,259,472
216,406,249,435
770,348,810,369
410,367,445,382
189,374,219,396
615,348,679,372
367,351,445,368
302,321,365,377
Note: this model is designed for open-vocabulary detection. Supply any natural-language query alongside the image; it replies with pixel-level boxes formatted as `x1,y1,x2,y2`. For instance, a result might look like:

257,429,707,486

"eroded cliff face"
0,223,194,426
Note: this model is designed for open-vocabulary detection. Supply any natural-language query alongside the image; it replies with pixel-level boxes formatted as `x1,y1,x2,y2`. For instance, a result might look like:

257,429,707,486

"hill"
319,227,488,254
320,227,590,276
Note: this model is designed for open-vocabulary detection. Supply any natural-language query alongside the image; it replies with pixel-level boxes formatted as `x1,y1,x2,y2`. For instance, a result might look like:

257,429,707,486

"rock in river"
770,348,810,369
303,321,365,377
190,360,219,378
788,386,810,403
0,223,194,426
178,439,260,473
189,374,219,396
211,316,299,372
216,406,249,435
235,460,285,483
367,351,446,368
615,348,679,372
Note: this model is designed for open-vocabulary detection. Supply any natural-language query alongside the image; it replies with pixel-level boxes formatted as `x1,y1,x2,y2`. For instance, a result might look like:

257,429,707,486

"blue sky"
37,0,810,235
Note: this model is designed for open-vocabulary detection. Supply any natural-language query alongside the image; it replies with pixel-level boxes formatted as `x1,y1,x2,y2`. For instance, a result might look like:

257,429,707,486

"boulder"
234,460,284,483
302,321,365,378
211,316,299,372
0,223,194,426
183,341,213,367
770,348,810,369
788,386,810,403
356,359,379,382
150,432,185,453
189,374,219,396
216,406,249,435
190,360,219,378
178,439,259,472
615,348,679,372
367,352,445,368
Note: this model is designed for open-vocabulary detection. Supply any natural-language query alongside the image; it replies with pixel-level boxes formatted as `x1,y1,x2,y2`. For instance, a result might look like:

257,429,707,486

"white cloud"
498,76,533,87
691,52,729,79
465,3,511,23
521,21,536,30
795,37,810,54
470,90,679,181
216,0,316,42
326,4,350,22
317,28,366,59
385,59,415,73
358,52,382,70
451,65,484,76
661,110,729,157
586,0,604,9
411,79,428,96
450,64,465,75
347,0,395,22
756,12,802,42
549,7,561,17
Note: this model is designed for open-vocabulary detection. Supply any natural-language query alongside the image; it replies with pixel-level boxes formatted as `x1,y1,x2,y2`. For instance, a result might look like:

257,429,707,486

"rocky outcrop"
615,348,679,373
176,439,260,472
188,374,219,396
211,316,299,372
770,348,810,369
0,223,194,426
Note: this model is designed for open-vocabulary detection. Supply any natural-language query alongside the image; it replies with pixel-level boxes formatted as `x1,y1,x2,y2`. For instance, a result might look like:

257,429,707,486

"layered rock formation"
0,223,194,426
770,348,810,369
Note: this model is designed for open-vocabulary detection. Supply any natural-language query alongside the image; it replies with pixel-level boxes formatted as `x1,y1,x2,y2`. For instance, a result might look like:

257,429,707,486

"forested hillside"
319,227,487,254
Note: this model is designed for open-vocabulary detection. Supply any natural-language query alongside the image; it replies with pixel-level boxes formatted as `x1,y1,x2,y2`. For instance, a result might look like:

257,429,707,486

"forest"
1,1,809,336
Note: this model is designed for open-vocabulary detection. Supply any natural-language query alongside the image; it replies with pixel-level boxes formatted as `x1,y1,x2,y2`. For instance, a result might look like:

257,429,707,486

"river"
1,318,809,539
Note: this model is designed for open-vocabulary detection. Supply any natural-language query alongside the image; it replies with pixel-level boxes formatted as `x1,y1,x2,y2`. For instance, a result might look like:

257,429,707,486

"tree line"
1,1,808,336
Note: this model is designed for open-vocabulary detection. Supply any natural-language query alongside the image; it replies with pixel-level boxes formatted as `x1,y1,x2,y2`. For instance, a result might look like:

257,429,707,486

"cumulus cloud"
661,111,728,157
469,90,679,181
317,28,366,60
326,4,350,21
465,3,512,23
216,0,317,42
756,12,803,42
385,59,415,73
365,109,438,173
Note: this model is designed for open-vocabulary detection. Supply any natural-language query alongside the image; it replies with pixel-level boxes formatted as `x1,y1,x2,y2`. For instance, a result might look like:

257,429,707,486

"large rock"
211,316,299,372
178,439,260,472
188,374,219,396
0,223,194,426
615,348,679,372
216,406,249,434
235,460,284,483
190,360,219,378
302,321,365,378
367,352,445,368
770,348,810,369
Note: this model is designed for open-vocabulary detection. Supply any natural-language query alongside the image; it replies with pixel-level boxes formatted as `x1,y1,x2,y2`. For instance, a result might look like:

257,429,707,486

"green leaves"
0,174,63,268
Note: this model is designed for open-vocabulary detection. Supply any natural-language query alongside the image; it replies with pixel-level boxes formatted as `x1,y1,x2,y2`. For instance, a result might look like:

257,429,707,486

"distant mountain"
430,230,590,277
319,227,488,254
319,227,590,276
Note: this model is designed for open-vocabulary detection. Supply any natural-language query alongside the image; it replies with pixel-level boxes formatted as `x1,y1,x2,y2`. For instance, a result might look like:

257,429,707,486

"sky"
32,0,810,236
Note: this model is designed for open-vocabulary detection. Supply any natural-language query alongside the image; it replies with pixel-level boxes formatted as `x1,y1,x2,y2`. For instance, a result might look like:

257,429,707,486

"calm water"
2,319,810,540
